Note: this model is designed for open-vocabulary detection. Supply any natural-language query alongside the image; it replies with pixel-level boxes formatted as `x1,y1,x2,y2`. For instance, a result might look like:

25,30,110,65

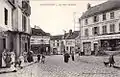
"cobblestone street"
1,55,120,77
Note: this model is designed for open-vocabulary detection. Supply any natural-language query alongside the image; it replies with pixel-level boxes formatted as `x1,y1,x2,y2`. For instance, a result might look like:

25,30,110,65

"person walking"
37,54,41,62
109,55,115,67
41,54,45,64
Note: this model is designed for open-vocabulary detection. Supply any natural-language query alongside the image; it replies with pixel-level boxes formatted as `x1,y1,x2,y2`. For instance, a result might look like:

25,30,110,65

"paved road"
0,55,120,77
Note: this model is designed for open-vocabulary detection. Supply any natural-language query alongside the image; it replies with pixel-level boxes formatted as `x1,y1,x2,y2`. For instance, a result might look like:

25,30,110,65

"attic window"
110,12,114,19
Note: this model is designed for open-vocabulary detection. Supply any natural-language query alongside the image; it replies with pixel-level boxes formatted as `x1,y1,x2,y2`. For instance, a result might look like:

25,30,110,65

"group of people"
64,52,75,63
37,54,45,63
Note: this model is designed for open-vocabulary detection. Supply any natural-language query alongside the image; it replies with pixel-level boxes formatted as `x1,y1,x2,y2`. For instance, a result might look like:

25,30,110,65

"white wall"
0,0,13,31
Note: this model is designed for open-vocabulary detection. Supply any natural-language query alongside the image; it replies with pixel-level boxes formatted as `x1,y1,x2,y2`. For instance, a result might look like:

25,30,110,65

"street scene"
1,0,120,77
0,55,120,77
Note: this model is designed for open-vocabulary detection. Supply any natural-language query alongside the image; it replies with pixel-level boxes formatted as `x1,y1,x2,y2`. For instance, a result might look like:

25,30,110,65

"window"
103,13,106,20
119,23,120,31
66,47,68,50
110,24,115,32
4,8,8,25
85,19,88,25
102,25,107,34
93,15,99,22
53,43,55,46
3,38,6,49
85,28,89,36
22,15,26,31
57,43,59,47
93,27,99,35
110,12,114,19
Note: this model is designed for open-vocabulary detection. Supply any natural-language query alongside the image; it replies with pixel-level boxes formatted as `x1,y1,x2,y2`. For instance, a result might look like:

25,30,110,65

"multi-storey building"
30,26,50,55
0,0,31,67
64,30,79,54
50,35,64,55
79,1,120,55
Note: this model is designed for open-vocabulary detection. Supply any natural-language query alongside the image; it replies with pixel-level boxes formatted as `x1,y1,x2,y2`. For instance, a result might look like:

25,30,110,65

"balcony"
22,1,31,16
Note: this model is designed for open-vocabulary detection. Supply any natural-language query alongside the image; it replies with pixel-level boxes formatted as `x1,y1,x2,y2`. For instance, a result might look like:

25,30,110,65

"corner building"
79,1,120,55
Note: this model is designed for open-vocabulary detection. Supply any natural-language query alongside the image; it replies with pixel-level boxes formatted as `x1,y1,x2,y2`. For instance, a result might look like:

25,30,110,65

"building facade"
30,27,50,55
0,0,31,67
50,35,64,55
64,30,79,54
79,1,120,55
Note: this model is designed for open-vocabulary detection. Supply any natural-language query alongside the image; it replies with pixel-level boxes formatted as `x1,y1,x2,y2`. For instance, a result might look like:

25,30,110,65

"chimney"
87,3,91,10
69,29,72,35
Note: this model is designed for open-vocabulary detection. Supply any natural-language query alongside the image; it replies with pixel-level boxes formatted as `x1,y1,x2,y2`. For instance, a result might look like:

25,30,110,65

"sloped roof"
65,31,79,39
81,1,120,19
50,35,63,40
31,28,50,36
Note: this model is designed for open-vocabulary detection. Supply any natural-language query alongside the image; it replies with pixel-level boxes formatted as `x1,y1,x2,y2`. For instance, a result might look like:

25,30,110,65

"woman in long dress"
2,49,7,67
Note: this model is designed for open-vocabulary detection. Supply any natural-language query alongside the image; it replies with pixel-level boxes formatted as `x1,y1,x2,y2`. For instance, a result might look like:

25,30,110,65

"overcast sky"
30,0,107,35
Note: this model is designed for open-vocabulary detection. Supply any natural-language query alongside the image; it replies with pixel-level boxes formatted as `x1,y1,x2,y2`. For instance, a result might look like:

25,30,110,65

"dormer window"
110,12,114,19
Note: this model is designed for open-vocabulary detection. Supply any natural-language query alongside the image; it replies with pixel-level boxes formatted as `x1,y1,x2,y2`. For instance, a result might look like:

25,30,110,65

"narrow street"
0,55,120,77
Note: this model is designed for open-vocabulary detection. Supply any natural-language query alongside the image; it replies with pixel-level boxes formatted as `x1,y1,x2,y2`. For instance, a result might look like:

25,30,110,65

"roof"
50,35,63,40
80,1,120,19
65,31,79,39
31,28,50,36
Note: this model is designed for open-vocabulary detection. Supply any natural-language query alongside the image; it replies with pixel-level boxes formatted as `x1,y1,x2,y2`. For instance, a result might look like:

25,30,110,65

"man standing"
71,51,74,61
64,52,70,63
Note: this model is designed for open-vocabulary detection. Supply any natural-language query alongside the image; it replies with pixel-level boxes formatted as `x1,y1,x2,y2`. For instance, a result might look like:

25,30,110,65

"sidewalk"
0,56,37,74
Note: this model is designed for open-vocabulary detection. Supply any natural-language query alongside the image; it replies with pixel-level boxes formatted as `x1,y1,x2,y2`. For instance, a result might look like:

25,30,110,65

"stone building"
30,26,50,55
64,30,79,54
0,0,31,67
50,35,64,55
79,1,120,55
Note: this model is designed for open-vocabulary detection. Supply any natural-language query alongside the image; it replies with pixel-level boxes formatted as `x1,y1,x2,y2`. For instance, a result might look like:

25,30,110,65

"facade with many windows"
30,26,50,55
50,35,64,55
79,1,120,55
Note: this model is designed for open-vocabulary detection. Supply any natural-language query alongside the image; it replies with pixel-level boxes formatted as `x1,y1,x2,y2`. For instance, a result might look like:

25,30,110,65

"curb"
0,61,37,74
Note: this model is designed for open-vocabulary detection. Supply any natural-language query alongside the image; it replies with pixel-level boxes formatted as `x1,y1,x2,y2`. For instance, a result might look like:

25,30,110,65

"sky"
30,0,107,35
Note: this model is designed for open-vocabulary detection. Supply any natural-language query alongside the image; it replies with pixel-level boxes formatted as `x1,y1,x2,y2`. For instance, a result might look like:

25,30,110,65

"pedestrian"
37,54,41,62
109,55,115,67
41,54,45,64
64,52,70,63
71,51,74,61
23,50,27,62
10,50,17,72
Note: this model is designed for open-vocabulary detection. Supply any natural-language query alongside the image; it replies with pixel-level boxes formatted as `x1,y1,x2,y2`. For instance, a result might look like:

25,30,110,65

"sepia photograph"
0,0,120,77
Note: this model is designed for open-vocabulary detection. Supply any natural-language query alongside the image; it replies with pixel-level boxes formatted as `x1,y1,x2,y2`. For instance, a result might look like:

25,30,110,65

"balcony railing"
22,1,31,16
